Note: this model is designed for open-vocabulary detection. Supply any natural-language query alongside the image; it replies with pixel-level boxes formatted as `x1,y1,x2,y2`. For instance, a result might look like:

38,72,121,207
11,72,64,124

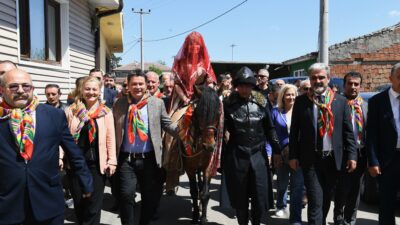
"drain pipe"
94,0,124,70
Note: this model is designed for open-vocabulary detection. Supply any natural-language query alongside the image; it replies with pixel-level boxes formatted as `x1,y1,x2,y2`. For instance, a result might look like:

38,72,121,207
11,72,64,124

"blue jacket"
104,87,117,108
271,107,290,150
0,104,93,224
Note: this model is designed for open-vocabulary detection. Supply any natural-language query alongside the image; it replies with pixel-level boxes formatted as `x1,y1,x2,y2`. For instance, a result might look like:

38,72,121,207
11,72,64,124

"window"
293,69,305,77
19,0,61,63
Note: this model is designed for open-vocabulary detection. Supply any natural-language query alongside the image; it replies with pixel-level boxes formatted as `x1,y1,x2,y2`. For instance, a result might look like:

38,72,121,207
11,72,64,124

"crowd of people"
0,33,399,225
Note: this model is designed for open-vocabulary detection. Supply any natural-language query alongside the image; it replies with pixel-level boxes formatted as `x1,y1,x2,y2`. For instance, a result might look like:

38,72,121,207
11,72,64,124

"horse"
165,86,223,224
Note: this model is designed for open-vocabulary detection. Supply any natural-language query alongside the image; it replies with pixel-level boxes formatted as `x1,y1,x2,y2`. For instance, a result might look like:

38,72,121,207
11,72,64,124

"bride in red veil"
169,31,217,114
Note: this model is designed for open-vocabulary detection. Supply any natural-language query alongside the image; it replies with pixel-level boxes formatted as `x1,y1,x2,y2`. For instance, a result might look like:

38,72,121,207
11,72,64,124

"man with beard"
0,69,93,225
289,63,357,225
45,84,67,110
334,71,367,225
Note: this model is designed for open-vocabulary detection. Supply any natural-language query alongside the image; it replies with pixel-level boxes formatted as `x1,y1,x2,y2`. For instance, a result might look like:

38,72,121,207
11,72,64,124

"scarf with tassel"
70,100,110,143
127,94,150,144
0,96,40,161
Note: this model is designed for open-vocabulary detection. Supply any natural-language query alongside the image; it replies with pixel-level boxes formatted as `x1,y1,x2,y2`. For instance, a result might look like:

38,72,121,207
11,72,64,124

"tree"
148,65,162,75
110,54,122,69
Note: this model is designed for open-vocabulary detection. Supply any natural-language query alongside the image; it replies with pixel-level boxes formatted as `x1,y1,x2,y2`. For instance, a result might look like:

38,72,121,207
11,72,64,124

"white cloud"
389,10,400,17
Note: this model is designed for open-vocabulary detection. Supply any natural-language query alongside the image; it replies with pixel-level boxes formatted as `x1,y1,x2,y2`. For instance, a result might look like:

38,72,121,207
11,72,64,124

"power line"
120,40,140,58
143,0,248,42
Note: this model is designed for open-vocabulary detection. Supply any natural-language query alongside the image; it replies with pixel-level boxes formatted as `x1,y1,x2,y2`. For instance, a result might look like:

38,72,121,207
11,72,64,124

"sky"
115,0,400,68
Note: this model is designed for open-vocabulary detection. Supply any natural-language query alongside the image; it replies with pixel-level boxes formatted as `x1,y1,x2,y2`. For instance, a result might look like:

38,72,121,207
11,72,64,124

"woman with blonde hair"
271,84,305,225
65,76,117,225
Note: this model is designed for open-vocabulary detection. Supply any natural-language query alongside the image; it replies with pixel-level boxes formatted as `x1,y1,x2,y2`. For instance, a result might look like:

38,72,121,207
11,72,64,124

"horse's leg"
188,172,200,224
199,172,211,225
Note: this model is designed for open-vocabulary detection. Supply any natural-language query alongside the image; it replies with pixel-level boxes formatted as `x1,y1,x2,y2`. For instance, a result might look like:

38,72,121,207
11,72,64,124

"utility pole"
230,44,237,62
132,8,151,72
319,0,329,64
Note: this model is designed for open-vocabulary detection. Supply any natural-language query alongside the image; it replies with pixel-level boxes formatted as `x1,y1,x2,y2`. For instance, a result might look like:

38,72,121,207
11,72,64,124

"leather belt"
121,151,154,162
316,150,332,158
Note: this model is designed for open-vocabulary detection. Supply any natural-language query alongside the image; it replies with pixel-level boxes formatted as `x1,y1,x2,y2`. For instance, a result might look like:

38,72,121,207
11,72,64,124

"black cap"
233,66,256,87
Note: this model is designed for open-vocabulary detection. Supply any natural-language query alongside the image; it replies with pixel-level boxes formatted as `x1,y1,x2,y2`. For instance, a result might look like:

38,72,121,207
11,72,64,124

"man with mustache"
289,63,357,225
0,69,93,225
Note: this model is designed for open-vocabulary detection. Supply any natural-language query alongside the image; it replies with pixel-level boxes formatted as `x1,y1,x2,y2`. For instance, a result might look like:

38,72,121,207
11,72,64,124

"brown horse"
167,86,222,224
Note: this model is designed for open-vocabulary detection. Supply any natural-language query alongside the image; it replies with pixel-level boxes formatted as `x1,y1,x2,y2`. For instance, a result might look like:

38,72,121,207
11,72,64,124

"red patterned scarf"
309,89,335,138
153,90,164,99
347,96,364,141
127,94,150,144
0,96,40,161
70,100,110,143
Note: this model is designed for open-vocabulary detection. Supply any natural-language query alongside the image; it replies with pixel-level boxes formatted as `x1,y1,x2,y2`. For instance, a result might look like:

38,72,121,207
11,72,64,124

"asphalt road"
64,174,399,225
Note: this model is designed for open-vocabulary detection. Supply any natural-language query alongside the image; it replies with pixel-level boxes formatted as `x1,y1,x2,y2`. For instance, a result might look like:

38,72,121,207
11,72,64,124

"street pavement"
65,174,399,225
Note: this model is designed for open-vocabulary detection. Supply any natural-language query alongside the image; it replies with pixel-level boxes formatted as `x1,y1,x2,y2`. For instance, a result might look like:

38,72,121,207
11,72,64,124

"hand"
82,192,92,198
59,159,64,171
346,160,357,172
368,166,381,177
273,154,283,169
105,165,116,177
289,159,299,171
183,97,190,105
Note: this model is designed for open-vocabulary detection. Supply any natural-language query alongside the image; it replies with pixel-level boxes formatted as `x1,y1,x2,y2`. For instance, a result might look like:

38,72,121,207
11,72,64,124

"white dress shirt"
313,91,333,151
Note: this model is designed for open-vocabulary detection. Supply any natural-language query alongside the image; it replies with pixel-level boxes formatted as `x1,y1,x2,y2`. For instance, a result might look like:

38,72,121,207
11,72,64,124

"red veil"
172,31,216,98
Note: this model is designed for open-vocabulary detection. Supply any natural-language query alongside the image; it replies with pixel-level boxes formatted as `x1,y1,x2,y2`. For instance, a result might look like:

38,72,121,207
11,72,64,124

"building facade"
0,0,123,101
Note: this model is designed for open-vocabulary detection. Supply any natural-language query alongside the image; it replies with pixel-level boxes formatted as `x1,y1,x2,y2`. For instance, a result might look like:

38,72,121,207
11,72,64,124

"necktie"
316,95,324,151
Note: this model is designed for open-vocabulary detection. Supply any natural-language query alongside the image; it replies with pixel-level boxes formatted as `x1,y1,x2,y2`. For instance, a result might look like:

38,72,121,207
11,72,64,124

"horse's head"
193,86,221,152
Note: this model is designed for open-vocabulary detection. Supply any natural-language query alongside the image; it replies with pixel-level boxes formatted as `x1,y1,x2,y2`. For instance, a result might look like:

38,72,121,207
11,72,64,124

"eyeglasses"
7,83,33,92
302,87,310,91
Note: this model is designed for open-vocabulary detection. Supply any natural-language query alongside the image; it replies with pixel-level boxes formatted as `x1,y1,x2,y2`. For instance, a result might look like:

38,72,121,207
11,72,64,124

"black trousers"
378,152,400,225
70,162,106,225
334,152,367,225
118,152,164,225
303,153,338,225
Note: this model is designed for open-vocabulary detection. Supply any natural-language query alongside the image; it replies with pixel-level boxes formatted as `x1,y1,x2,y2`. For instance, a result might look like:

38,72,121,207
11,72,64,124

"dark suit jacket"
0,104,93,224
367,89,398,169
104,87,117,108
289,93,357,170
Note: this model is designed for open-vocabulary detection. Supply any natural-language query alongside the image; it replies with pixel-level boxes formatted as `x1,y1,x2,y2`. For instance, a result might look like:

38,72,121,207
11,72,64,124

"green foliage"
148,65,162,75
110,54,122,69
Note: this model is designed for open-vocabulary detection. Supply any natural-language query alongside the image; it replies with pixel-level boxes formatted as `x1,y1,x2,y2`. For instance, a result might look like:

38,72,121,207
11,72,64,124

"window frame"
18,0,62,64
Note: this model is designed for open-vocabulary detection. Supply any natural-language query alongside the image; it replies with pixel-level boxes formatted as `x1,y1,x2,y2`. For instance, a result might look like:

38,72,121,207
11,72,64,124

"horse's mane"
193,86,220,129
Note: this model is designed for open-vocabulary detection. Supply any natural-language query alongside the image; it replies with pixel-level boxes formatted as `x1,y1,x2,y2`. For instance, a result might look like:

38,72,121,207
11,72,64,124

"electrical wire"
143,0,248,42
120,40,140,58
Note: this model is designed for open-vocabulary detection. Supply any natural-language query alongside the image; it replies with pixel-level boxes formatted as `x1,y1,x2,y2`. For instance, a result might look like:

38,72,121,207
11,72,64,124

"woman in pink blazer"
65,76,117,225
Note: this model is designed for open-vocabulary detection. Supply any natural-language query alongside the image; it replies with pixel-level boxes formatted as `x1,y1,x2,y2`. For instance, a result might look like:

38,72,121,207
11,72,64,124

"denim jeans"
289,168,305,224
276,163,305,224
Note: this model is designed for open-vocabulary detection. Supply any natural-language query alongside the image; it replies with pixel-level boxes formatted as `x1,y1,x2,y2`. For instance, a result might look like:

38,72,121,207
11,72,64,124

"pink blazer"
65,106,117,174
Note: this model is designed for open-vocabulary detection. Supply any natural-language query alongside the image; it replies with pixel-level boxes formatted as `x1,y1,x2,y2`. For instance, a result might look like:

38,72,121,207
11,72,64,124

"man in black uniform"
223,66,281,225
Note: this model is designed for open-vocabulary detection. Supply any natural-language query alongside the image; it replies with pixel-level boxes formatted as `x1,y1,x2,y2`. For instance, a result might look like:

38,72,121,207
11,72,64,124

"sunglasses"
302,87,310,91
122,84,127,88
7,83,33,92
255,75,268,79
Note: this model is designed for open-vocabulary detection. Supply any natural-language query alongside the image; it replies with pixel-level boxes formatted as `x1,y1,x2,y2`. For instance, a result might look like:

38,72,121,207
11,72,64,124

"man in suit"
367,62,400,225
89,68,117,108
0,69,93,225
289,63,357,225
113,72,178,225
334,71,368,225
